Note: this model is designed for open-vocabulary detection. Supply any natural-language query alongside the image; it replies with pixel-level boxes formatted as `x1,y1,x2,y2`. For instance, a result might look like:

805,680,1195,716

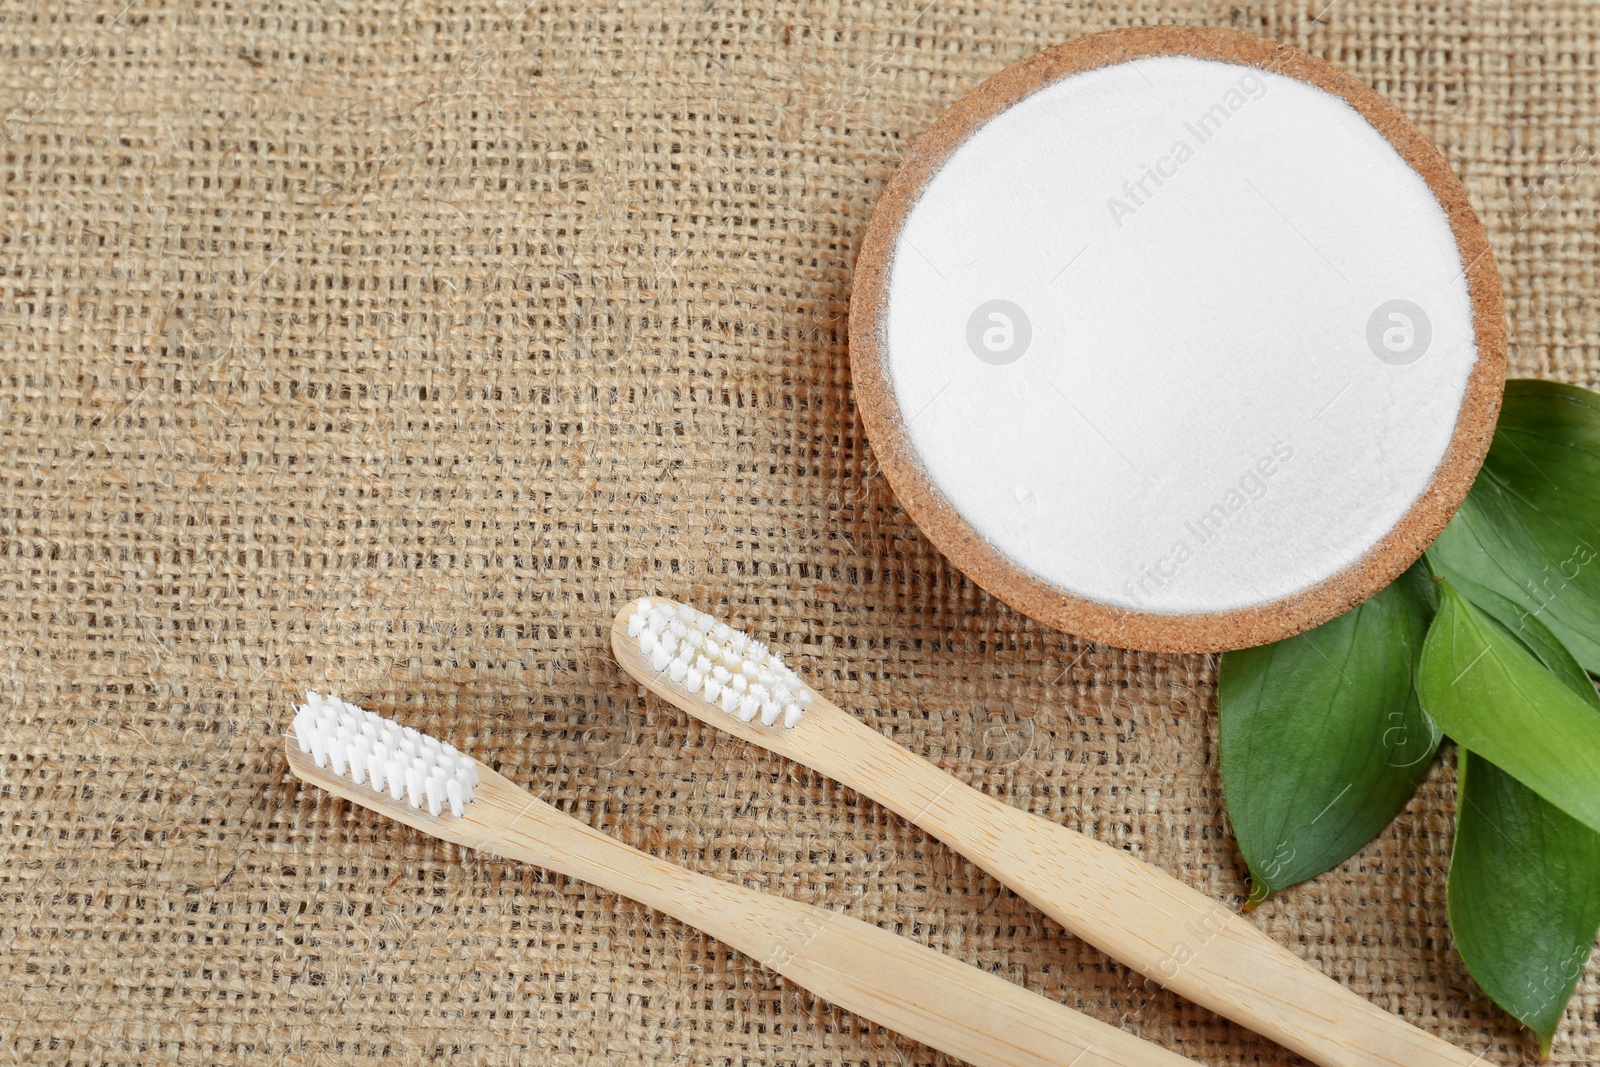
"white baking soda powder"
884,55,1477,614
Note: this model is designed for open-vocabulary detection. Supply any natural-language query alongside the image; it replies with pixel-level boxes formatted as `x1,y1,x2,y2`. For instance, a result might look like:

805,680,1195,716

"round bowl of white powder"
850,26,1505,652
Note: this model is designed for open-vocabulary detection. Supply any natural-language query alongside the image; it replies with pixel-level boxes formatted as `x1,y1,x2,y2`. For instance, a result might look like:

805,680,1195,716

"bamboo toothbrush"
610,597,1488,1067
283,690,1197,1067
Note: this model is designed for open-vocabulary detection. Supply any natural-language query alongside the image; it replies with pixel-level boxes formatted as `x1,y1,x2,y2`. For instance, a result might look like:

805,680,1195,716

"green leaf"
1220,562,1439,906
1417,581,1600,834
1450,752,1600,1054
1440,583,1600,1050
1428,379,1600,673
1431,571,1600,711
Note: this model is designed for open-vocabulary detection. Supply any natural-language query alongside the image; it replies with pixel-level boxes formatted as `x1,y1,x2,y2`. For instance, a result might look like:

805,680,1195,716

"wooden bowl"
849,26,1505,653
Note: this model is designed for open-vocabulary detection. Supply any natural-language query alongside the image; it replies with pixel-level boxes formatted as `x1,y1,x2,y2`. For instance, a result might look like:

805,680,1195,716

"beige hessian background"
1,1,1595,1064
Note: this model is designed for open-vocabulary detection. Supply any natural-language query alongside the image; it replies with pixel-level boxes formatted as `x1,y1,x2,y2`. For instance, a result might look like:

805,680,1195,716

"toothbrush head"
287,691,480,817
617,596,813,729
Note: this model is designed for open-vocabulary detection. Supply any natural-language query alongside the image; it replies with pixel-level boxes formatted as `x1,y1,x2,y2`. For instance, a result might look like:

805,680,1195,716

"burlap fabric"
1,1,1594,1064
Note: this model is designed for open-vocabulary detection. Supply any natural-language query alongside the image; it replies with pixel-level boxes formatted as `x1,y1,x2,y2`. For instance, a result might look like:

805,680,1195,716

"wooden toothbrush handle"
869,750,1484,1067
723,883,1197,1067
459,766,1194,1067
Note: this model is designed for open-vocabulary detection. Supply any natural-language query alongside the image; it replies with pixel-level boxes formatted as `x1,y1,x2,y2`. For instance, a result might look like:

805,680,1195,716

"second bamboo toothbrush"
284,690,1194,1067
610,596,1488,1067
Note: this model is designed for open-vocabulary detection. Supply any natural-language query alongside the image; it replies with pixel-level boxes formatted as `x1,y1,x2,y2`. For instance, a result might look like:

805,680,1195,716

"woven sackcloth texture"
1,1,1596,1064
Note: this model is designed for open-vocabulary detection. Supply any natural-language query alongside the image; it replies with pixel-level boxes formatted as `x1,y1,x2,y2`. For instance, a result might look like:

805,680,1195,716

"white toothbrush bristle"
290,691,478,817
626,596,812,728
